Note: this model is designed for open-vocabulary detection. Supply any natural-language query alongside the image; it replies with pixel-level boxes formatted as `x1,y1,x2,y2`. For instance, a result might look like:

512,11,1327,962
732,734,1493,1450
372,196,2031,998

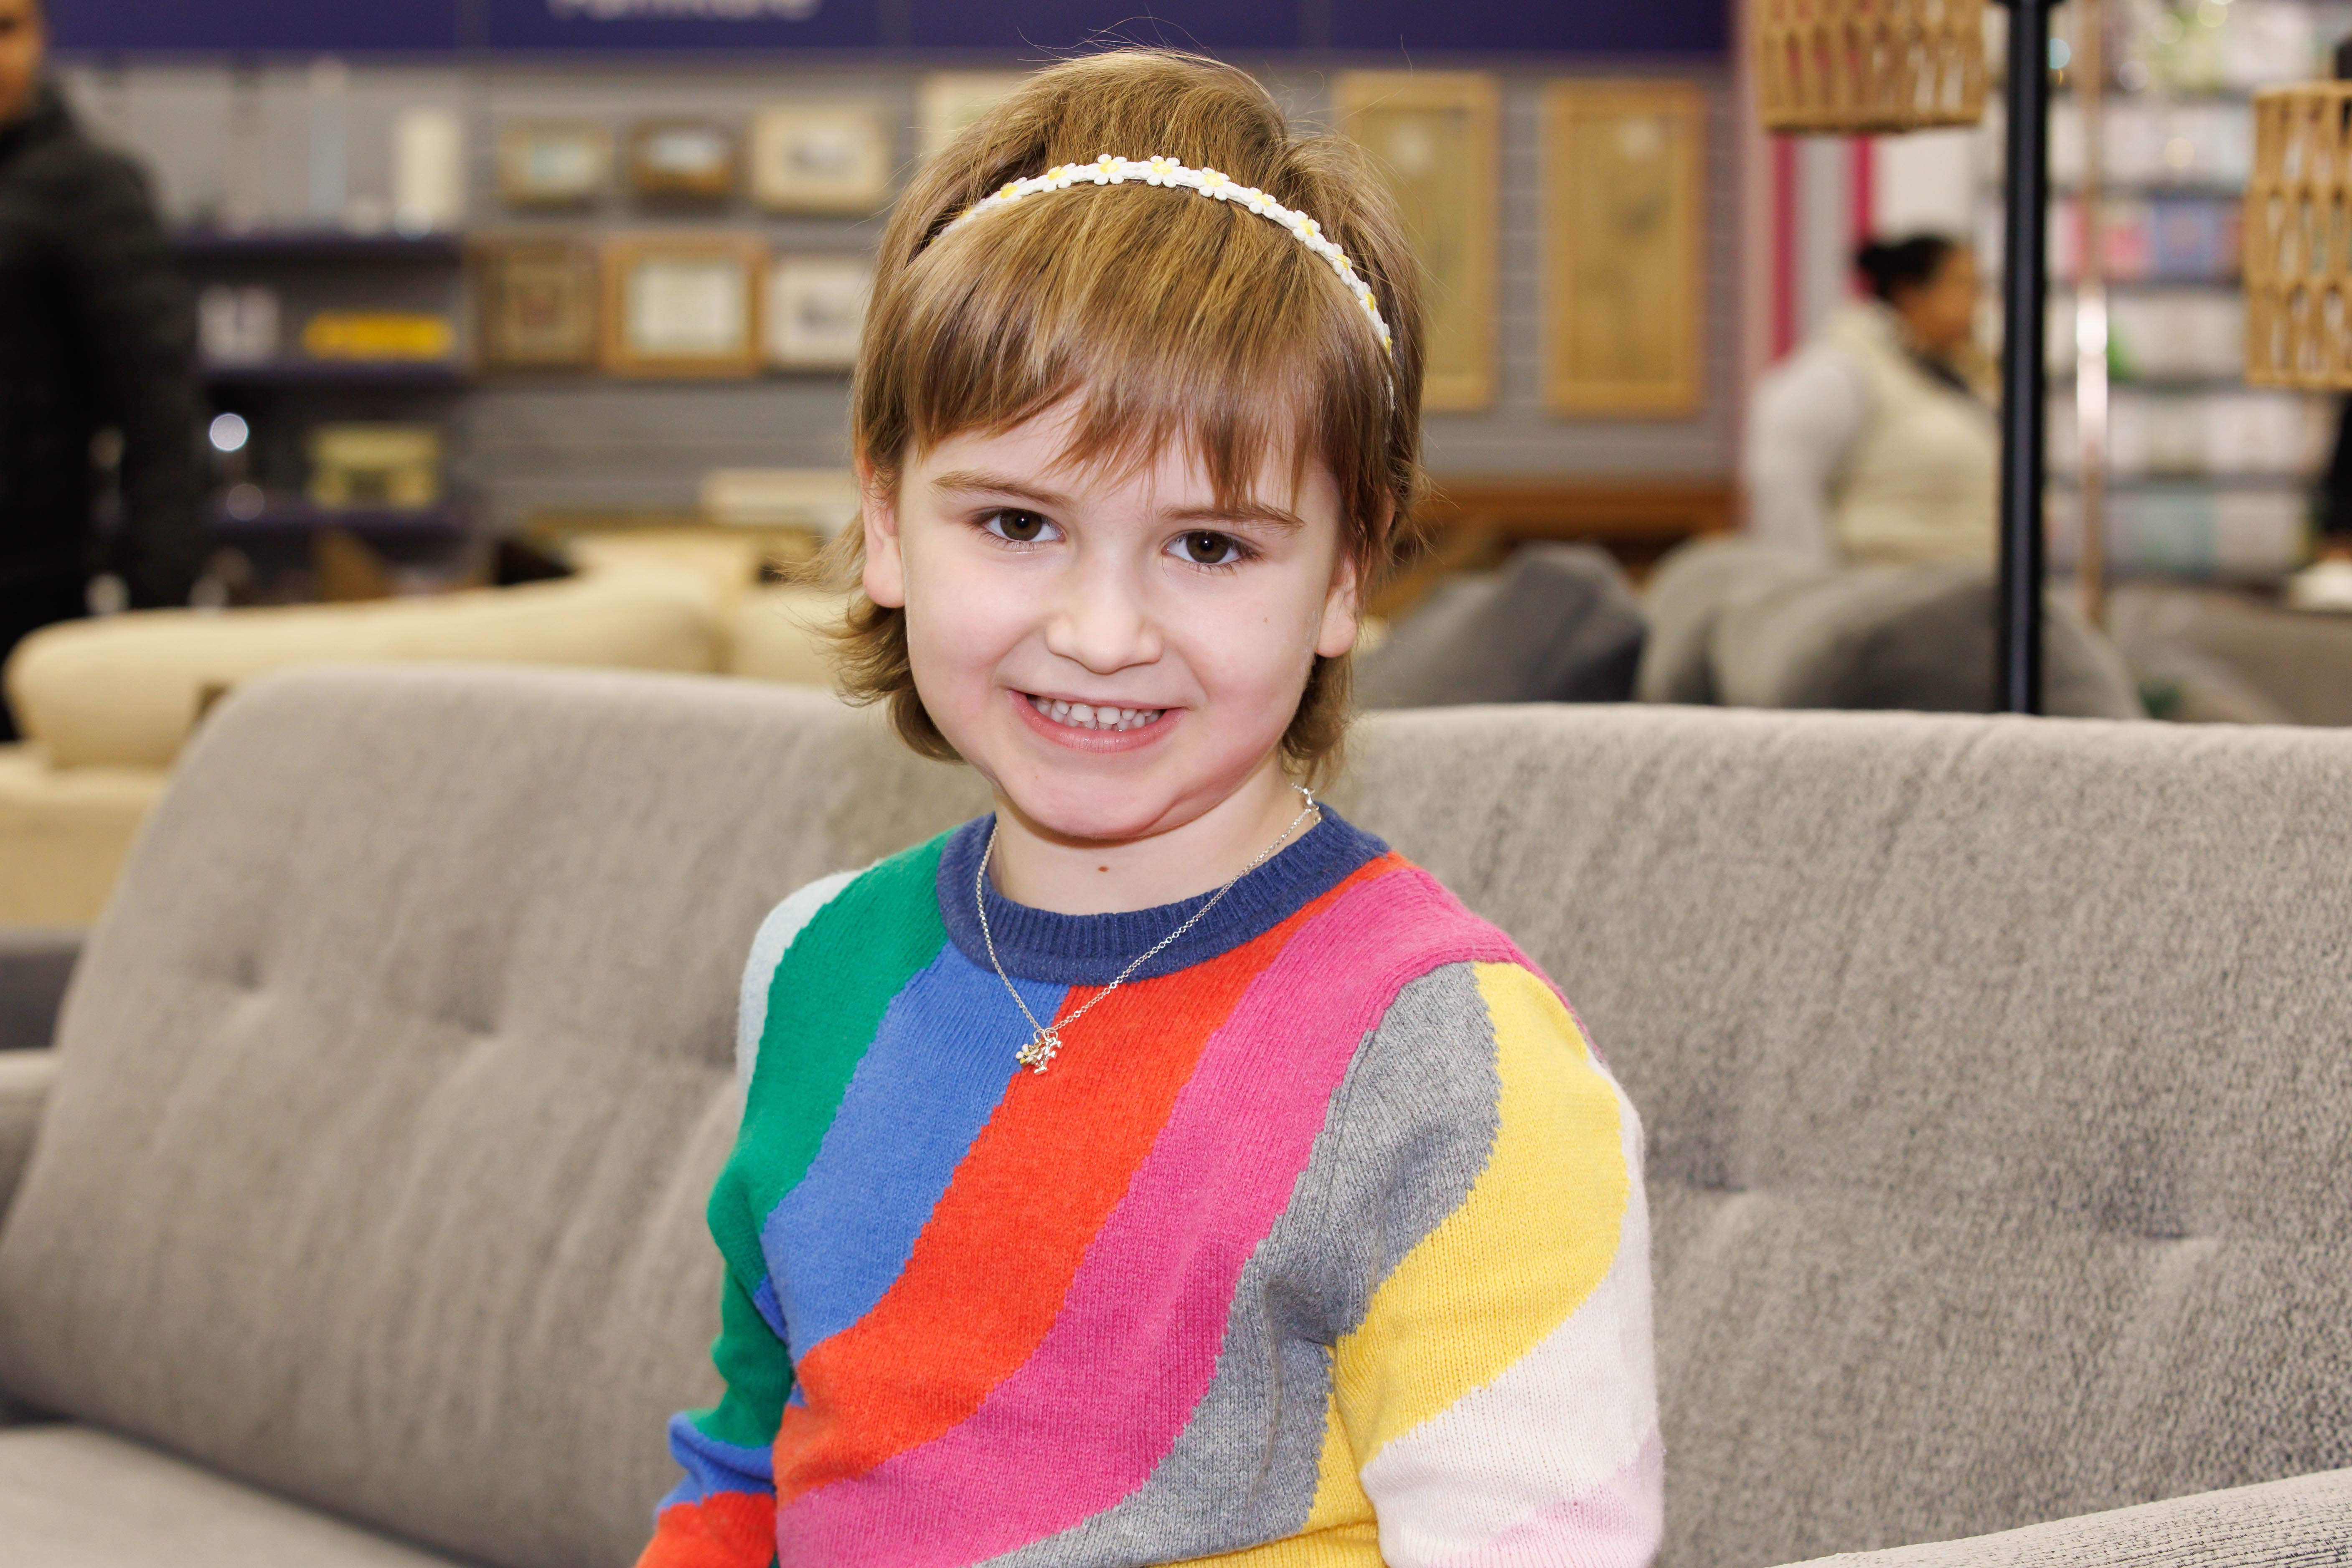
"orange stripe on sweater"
771,854,1402,1507
637,1493,777,1568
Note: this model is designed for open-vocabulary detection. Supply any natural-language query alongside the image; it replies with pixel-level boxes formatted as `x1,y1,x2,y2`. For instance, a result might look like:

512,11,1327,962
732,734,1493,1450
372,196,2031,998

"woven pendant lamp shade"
2246,84,2352,387
1758,0,1989,134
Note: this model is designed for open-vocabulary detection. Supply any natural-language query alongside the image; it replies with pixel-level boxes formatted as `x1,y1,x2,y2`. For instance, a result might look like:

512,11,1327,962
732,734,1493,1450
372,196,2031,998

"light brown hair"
823,48,1428,784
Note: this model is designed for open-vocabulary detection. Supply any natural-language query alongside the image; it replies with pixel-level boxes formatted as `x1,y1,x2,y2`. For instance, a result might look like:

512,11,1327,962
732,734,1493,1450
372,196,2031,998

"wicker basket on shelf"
1757,0,1988,134
2246,83,2352,389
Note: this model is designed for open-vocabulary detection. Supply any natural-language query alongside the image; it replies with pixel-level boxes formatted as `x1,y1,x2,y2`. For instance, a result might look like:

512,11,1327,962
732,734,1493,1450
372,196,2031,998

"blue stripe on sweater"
759,940,1064,1360
661,1412,775,1511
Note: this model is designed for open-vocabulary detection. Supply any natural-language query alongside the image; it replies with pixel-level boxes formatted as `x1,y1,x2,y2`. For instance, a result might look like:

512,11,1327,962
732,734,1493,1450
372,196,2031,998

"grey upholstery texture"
1327,707,2352,1564
0,926,82,1051
1356,543,1647,708
0,671,991,1568
3,668,2349,1568
0,1425,474,1567
0,1048,54,1225
1710,563,2144,718
1786,1467,2352,1567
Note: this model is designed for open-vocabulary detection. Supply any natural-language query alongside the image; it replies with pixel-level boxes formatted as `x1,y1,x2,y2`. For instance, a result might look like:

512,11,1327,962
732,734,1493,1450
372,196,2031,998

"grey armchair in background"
0,929,79,1052
1638,537,2144,718
1355,542,1647,709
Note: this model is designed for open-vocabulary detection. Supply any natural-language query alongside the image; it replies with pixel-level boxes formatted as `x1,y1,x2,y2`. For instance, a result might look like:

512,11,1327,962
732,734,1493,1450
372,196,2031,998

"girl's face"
860,398,1360,851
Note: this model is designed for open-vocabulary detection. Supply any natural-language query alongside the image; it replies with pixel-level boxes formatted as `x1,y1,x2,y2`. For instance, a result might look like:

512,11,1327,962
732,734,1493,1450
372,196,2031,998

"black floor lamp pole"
1996,0,2062,714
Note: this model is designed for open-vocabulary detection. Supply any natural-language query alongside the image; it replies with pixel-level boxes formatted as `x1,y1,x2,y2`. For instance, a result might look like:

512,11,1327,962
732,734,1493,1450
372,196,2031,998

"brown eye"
1179,530,1239,565
986,509,1052,543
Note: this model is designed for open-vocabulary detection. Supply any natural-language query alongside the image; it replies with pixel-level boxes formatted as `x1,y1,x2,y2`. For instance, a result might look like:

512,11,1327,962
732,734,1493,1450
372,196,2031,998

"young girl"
641,49,1659,1568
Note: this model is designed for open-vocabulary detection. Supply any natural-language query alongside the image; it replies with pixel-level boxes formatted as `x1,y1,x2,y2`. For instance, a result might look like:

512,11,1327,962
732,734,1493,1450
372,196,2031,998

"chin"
998,775,1186,846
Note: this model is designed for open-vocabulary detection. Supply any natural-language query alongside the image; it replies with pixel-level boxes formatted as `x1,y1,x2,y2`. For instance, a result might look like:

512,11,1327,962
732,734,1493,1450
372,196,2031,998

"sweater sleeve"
1322,961,1662,1568
639,887,847,1568
638,1237,790,1568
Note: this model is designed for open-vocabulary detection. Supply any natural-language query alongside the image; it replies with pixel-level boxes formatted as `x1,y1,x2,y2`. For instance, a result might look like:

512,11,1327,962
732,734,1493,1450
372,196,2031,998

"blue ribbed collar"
935,806,1388,986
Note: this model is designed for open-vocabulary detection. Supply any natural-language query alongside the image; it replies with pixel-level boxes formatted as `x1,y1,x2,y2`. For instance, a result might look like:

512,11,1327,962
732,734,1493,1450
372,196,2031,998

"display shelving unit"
174,229,472,592
1975,0,2346,582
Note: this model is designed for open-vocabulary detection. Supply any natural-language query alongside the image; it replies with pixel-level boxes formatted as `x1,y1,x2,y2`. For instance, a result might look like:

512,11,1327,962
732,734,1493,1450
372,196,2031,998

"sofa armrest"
0,928,80,1051
1781,1467,2352,1567
0,1047,57,1226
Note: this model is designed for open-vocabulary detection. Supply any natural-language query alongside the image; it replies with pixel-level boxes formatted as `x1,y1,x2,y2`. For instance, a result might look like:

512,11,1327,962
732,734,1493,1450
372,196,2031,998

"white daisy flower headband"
939,154,1396,363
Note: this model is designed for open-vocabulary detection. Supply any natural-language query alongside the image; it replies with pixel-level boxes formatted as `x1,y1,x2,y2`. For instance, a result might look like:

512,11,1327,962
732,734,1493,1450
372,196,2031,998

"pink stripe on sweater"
776,865,1521,1567
1430,1434,1664,1568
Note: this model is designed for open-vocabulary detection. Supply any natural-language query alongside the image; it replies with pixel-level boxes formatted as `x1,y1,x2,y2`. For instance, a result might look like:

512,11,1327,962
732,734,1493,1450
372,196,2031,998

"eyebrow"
929,470,1074,510
1164,501,1305,532
929,469,1304,531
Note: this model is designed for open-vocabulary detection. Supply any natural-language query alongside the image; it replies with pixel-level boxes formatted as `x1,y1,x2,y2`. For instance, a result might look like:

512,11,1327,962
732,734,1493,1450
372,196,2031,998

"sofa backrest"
3,668,2347,1568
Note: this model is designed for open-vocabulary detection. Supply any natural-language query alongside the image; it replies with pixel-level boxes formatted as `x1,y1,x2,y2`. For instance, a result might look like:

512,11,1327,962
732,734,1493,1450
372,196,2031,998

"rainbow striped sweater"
640,809,1659,1568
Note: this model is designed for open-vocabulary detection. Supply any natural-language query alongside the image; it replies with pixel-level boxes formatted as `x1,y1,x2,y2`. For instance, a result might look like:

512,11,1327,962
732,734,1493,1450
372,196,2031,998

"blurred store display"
626,119,742,206
1978,0,2346,585
749,104,895,213
307,425,442,509
498,121,614,208
1755,0,1989,133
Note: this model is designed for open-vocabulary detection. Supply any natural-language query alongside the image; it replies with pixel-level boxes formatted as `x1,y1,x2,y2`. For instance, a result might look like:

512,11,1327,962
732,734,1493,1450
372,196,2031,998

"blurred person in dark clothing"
0,0,207,738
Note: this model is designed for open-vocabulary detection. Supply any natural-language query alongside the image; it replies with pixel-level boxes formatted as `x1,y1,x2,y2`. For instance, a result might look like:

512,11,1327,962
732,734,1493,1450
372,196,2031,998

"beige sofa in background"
0,557,845,927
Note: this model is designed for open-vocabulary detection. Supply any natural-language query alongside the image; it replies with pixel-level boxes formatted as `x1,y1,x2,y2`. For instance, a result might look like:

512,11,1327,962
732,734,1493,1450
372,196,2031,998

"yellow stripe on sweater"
1328,962,1631,1466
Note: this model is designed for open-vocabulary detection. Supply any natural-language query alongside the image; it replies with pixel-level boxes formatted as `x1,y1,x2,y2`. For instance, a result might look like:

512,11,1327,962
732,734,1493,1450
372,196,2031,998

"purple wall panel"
897,0,1300,51
48,0,1730,56
49,0,463,52
1332,0,1730,56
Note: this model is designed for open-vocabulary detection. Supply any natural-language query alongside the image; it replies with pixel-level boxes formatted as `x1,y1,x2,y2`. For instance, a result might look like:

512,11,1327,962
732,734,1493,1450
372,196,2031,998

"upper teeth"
1031,695,1165,732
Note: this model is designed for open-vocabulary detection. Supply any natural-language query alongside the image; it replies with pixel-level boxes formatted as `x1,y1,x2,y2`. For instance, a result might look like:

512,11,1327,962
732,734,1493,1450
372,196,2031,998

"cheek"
1184,582,1327,710
897,549,1036,713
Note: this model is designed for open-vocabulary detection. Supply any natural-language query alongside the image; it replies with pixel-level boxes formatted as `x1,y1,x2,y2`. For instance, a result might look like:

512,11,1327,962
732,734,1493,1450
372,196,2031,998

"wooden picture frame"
602,233,765,378
473,234,601,370
627,118,741,206
918,72,1029,160
497,121,612,209
1542,82,1707,418
751,104,894,214
1334,71,1499,412
765,253,874,370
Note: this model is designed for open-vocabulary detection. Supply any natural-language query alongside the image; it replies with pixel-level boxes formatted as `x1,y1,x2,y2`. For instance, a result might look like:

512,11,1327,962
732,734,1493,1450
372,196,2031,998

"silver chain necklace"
976,783,1321,1073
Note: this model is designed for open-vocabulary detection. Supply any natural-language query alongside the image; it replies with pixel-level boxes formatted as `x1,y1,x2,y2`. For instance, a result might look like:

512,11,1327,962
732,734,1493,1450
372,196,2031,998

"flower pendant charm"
1017,1025,1062,1074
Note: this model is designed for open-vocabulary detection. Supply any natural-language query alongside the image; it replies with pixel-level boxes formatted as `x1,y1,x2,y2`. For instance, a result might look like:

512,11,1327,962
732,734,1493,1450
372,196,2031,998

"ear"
1315,544,1361,661
857,457,907,609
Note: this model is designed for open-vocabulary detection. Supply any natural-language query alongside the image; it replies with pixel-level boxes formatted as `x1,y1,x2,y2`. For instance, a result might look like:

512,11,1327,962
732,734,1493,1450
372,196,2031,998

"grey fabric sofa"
1,667,2347,1568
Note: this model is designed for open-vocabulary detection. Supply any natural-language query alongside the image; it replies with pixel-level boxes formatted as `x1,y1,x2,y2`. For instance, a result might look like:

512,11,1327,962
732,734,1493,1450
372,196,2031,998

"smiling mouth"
1026,694,1168,733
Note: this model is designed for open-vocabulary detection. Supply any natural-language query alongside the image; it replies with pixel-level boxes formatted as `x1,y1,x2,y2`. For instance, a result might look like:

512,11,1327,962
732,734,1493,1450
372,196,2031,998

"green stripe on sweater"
707,834,952,1295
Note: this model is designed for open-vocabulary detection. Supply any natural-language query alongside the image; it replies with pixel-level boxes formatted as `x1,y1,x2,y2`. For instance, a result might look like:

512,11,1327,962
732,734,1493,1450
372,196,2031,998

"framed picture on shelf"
1334,71,1499,412
474,234,602,370
765,254,874,369
1541,81,1706,418
918,72,1029,160
628,119,741,205
602,233,765,378
497,121,612,209
751,104,894,214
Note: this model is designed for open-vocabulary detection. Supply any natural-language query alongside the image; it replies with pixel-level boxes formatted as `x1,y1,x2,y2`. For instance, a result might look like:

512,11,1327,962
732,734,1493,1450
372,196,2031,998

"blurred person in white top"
1745,235,1996,567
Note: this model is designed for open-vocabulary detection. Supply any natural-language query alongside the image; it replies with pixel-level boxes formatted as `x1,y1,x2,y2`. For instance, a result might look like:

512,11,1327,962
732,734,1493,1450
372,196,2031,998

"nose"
1042,554,1162,675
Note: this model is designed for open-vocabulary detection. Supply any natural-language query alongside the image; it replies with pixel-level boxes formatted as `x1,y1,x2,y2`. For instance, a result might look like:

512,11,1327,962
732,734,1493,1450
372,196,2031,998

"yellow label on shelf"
300,313,455,361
